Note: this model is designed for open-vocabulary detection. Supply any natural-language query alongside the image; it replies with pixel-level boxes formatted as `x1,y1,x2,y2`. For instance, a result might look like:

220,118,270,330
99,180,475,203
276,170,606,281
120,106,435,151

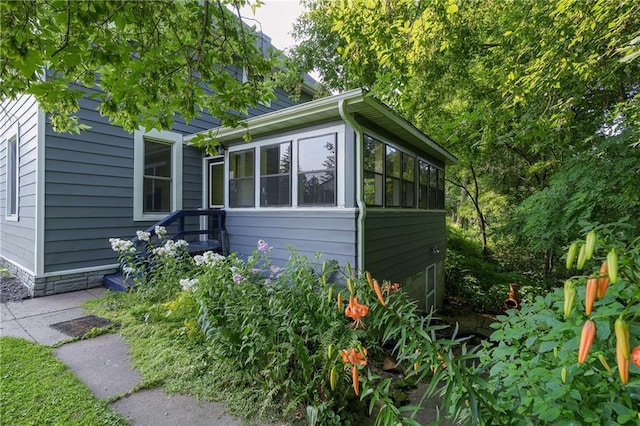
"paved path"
0,288,249,425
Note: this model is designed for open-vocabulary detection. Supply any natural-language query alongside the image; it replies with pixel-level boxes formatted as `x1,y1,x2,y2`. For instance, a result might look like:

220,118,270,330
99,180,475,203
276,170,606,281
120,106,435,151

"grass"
0,336,126,426
82,291,276,422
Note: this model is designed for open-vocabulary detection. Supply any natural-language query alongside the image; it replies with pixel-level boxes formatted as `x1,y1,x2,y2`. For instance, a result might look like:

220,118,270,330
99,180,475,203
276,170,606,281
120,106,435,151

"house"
1,80,456,310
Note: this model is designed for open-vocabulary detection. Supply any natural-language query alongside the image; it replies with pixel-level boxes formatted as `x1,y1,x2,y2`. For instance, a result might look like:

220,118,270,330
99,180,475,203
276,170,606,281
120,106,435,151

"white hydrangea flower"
155,225,167,238
109,238,136,254
179,278,199,292
136,230,151,242
175,239,189,248
194,251,225,267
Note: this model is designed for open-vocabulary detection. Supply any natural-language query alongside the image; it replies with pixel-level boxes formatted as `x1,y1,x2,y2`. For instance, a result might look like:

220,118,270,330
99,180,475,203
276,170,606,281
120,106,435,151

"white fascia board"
184,89,365,144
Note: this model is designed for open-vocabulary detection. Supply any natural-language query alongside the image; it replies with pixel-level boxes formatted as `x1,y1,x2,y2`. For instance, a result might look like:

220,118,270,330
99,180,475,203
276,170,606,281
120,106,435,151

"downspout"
338,99,366,273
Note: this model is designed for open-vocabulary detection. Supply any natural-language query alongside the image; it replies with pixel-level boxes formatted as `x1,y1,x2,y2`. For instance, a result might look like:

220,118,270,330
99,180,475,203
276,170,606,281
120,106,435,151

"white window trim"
225,125,345,209
5,123,20,221
133,129,183,221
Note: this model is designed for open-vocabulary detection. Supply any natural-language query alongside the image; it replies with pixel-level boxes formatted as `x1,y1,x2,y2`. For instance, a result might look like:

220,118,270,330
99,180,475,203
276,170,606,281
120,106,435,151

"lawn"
0,336,126,426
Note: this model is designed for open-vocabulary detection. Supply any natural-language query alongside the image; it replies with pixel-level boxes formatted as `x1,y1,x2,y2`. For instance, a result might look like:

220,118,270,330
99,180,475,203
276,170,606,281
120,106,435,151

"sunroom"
186,88,457,310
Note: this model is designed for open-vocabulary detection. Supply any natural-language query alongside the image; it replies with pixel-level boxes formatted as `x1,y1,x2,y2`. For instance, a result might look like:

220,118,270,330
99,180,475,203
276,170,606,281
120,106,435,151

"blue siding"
0,95,39,273
43,85,311,273
226,209,357,268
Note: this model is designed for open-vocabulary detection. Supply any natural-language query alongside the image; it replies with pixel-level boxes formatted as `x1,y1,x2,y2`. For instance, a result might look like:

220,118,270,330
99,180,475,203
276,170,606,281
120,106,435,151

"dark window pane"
298,171,335,205
209,162,224,206
260,143,291,207
429,168,438,209
261,175,290,206
419,160,430,209
419,185,428,209
230,150,254,178
364,172,383,206
386,145,400,178
437,169,445,209
298,134,336,206
143,138,172,213
402,153,415,207
144,140,172,178
403,181,415,208
229,178,254,207
229,149,255,207
386,177,400,207
144,177,171,212
364,135,384,173
261,142,291,175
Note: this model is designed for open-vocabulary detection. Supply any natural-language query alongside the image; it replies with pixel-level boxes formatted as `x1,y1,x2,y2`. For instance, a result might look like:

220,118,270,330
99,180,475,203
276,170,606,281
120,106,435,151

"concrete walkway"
0,288,247,425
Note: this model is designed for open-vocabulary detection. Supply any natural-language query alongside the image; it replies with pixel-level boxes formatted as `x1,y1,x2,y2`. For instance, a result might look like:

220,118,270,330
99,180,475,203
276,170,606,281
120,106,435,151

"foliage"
510,132,640,255
471,228,640,424
0,0,277,133
0,336,126,425
291,0,640,272
445,224,543,313
101,232,504,424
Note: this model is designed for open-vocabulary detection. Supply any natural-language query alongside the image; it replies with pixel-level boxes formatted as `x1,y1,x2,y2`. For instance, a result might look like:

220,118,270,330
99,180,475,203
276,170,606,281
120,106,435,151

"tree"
1,0,277,133
291,0,640,267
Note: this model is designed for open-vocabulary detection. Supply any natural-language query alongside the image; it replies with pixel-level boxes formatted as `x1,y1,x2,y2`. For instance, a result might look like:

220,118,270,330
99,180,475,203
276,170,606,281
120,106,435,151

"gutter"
338,99,366,274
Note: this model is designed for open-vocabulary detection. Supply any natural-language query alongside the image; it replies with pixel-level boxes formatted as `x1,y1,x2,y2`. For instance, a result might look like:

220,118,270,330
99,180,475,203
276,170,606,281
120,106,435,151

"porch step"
103,273,132,292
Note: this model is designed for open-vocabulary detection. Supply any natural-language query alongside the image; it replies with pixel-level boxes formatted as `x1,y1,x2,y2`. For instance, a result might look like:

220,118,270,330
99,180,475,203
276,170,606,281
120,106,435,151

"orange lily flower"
340,347,368,396
345,297,369,329
384,282,401,296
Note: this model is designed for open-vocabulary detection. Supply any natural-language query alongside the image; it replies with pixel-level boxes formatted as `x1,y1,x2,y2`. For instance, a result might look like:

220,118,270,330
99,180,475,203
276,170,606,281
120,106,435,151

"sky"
239,0,305,52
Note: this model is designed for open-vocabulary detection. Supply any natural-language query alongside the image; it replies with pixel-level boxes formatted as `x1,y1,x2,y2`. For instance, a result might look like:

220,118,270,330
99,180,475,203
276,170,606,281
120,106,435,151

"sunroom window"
418,160,431,209
229,149,255,207
363,136,383,206
402,153,415,208
260,142,291,207
385,145,401,207
298,134,336,206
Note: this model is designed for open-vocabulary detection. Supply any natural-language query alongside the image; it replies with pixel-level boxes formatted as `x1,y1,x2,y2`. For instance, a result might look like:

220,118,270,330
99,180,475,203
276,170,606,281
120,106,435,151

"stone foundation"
0,258,117,297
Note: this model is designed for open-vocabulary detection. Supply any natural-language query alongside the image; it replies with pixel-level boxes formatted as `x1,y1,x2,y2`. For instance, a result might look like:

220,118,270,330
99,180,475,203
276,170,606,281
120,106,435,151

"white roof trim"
185,88,458,165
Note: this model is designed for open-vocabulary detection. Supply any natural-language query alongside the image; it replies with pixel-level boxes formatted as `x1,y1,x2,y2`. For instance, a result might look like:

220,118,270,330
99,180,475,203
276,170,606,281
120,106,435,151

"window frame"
5,123,19,221
363,133,418,209
297,133,337,207
225,126,344,209
228,148,256,208
133,129,183,221
260,141,292,207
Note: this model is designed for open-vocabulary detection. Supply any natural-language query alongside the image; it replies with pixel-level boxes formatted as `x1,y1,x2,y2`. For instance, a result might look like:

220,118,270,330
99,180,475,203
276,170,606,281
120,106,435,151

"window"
364,134,417,208
429,167,438,209
402,153,415,208
363,136,384,206
385,145,401,207
144,139,172,213
260,142,291,206
229,149,255,207
437,168,445,209
133,129,182,221
208,158,224,208
6,132,18,219
298,134,336,206
418,160,430,209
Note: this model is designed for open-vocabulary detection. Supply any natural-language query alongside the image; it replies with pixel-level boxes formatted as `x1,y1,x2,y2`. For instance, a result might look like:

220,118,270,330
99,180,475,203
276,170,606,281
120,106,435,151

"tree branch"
51,0,71,58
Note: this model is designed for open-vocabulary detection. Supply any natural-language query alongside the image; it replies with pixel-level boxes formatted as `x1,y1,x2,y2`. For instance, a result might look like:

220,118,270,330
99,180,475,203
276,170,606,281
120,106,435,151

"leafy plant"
469,227,640,424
